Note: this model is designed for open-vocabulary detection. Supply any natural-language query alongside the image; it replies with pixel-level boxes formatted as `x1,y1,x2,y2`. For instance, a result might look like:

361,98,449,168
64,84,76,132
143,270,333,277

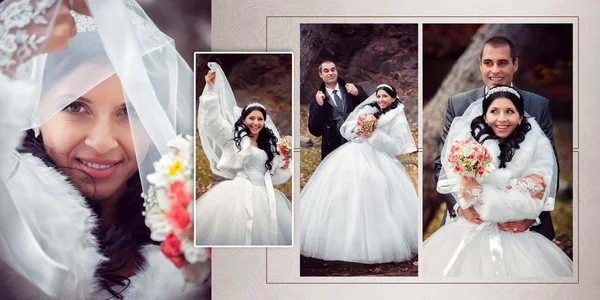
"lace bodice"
235,146,268,186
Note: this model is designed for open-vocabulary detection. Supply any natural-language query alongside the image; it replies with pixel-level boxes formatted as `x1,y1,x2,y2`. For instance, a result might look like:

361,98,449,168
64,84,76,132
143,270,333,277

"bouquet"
277,135,292,158
142,135,211,282
356,113,378,137
448,139,492,179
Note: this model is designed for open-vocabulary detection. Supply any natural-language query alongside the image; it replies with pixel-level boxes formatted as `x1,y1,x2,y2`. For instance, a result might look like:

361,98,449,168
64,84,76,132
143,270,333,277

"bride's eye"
64,102,87,113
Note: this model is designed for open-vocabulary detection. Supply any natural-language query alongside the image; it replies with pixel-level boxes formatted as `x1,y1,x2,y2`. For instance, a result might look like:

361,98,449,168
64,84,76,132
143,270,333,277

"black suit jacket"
308,77,368,159
433,85,557,241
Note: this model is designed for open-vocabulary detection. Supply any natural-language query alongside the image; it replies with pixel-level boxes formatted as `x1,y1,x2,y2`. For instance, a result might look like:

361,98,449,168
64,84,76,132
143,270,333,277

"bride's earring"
33,127,40,138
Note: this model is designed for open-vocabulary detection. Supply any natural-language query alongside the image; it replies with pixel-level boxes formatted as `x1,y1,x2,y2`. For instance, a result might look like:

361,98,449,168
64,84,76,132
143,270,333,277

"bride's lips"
76,157,122,180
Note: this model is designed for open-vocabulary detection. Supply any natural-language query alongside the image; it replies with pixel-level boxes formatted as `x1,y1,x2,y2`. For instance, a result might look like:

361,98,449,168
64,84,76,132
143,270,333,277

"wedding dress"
421,99,573,277
0,0,208,298
194,65,292,246
300,96,418,264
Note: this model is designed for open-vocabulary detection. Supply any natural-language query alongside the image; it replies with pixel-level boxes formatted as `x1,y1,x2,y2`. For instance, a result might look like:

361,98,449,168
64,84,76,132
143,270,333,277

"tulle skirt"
300,141,418,263
421,217,573,276
195,177,292,246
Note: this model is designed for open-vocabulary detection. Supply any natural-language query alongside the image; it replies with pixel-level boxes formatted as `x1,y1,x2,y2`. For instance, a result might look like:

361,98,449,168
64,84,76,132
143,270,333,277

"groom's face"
479,44,519,89
318,62,338,85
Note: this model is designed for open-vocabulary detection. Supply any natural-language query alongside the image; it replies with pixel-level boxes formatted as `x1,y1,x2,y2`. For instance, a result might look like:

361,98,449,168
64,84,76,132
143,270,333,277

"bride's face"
484,97,523,139
376,89,394,110
40,74,139,200
244,110,265,137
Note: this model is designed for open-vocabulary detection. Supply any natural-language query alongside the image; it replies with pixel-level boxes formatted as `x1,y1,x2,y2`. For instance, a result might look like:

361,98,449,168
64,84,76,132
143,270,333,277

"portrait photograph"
194,53,293,247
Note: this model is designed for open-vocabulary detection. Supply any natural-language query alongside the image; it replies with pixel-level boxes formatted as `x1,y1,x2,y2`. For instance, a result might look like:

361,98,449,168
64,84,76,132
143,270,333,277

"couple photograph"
298,24,420,276
421,24,574,277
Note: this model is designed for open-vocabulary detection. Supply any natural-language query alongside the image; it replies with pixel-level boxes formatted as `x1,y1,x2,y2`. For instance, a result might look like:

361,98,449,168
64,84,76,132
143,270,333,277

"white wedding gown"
195,146,293,246
300,103,418,264
422,116,573,277
195,92,292,246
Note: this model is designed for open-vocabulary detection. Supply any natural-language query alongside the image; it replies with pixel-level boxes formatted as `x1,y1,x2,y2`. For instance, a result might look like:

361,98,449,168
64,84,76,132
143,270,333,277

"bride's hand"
41,0,90,54
460,176,481,200
281,155,291,170
205,71,216,88
524,174,546,199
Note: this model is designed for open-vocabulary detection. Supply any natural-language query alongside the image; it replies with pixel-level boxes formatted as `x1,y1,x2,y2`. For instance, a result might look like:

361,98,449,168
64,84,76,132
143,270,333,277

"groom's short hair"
318,60,335,73
480,36,517,63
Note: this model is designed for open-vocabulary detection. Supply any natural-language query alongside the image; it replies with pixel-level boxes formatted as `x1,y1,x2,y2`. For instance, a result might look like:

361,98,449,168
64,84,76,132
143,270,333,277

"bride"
421,85,573,277
300,83,418,264
0,0,209,299
195,63,292,246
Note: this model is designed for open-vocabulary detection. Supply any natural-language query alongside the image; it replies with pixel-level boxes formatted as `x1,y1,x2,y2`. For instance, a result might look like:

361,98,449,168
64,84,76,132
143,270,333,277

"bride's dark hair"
470,85,531,168
367,83,400,119
232,104,280,171
18,129,154,299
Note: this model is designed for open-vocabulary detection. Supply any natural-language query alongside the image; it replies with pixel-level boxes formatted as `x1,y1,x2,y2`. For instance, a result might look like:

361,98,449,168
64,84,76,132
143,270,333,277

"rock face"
196,54,293,136
300,24,418,129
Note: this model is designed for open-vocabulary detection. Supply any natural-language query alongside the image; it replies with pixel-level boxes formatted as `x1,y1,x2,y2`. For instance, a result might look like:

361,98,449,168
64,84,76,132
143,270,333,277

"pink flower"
169,180,191,207
477,165,483,171
168,201,191,234
477,154,484,161
469,154,475,160
473,147,478,151
161,232,187,269
486,152,491,159
455,165,462,172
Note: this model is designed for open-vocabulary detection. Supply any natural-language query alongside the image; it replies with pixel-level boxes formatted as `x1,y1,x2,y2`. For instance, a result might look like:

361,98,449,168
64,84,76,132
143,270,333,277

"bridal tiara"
377,84,394,91
71,11,96,33
486,86,521,99
245,103,266,111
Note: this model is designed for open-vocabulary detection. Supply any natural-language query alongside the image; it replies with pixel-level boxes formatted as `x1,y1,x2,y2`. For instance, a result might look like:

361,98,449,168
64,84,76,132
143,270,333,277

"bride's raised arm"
198,91,236,147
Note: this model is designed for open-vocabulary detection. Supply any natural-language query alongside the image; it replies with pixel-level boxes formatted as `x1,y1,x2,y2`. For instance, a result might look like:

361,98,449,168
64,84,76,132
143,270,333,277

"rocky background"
422,24,573,258
195,54,293,199
300,24,419,276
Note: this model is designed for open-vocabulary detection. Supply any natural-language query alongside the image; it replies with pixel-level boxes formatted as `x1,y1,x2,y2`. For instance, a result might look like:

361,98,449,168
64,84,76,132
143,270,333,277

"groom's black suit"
308,77,368,159
433,85,557,241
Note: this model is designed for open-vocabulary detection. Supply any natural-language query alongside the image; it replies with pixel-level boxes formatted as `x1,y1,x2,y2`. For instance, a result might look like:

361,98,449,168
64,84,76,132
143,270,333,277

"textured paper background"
211,0,597,298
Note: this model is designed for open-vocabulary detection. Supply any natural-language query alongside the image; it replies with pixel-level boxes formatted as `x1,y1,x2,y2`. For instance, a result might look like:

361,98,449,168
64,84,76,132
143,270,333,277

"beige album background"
210,0,598,299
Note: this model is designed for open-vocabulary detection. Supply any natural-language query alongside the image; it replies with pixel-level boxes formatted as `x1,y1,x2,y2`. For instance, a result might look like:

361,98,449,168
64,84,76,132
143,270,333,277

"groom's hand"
315,91,325,106
498,219,535,233
458,206,482,224
345,83,358,96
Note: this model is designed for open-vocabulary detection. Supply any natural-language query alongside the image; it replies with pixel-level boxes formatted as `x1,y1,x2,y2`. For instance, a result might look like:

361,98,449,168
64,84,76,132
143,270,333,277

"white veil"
198,61,281,179
0,0,193,296
436,98,558,210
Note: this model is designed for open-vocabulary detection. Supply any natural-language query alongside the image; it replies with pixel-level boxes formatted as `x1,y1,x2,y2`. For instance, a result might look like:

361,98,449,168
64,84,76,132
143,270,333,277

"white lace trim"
0,0,57,76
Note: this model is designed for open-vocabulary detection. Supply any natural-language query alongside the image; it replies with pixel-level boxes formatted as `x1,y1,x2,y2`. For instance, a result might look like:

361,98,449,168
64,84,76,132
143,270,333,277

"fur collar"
481,118,542,182
356,103,403,127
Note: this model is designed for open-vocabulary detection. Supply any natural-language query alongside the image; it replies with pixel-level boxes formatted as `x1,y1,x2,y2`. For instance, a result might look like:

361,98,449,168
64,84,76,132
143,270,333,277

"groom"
308,60,368,159
434,36,558,240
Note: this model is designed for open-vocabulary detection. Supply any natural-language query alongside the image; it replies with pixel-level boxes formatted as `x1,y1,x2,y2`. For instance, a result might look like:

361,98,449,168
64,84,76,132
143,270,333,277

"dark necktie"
332,90,344,111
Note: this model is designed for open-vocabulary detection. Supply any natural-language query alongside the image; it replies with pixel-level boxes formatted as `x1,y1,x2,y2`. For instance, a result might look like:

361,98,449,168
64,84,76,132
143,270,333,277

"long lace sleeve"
270,154,292,185
197,91,235,147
